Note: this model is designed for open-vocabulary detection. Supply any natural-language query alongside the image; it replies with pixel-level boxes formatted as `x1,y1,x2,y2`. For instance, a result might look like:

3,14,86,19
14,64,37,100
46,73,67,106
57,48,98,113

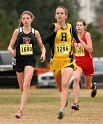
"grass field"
0,88,103,124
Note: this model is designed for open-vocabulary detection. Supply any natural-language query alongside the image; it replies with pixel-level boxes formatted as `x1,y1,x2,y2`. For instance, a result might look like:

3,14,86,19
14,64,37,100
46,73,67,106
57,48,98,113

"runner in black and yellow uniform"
42,6,81,119
8,11,46,119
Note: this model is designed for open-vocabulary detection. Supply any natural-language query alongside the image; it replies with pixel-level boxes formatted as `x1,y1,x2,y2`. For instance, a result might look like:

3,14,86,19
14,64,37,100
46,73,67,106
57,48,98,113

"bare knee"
62,83,68,89
23,82,30,90
74,77,80,84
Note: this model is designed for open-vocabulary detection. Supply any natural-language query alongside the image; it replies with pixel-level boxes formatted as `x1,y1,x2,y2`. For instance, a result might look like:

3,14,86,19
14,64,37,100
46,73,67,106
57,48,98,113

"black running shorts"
13,55,36,72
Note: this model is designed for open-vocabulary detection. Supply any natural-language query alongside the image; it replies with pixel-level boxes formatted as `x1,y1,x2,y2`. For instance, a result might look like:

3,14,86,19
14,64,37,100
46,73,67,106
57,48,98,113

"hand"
77,43,83,50
40,53,46,62
74,43,77,47
54,25,61,32
12,49,16,57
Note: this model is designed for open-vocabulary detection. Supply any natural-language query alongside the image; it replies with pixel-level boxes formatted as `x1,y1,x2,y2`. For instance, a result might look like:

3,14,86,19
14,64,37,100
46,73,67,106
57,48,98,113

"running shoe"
91,83,97,97
65,90,70,107
71,103,79,110
57,110,65,120
15,110,23,119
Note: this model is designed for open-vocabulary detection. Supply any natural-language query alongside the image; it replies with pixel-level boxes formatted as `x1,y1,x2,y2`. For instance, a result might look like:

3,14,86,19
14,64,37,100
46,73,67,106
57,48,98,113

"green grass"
0,88,103,124
0,88,103,104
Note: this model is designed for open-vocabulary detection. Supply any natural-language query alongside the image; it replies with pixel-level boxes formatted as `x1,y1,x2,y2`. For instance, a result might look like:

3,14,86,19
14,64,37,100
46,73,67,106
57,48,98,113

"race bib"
55,43,69,55
75,47,85,56
12,57,16,65
20,44,33,55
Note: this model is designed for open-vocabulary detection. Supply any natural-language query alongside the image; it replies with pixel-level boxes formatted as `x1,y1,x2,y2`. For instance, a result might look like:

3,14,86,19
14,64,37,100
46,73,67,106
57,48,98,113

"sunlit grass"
0,89,103,104
0,88,103,124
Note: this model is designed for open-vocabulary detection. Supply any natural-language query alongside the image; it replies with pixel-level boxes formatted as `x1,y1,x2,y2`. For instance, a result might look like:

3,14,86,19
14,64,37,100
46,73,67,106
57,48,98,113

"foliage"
0,0,80,36
0,0,80,67
95,0,103,33
95,0,103,13
0,0,103,66
0,10,13,49
87,23,103,56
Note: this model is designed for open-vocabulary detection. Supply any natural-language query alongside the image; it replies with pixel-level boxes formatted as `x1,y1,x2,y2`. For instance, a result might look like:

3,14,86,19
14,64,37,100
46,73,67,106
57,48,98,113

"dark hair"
76,19,86,26
56,6,68,15
18,11,35,27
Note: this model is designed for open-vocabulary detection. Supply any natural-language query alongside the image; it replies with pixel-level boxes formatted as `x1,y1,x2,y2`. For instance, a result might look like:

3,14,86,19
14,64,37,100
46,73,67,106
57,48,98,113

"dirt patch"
0,89,103,124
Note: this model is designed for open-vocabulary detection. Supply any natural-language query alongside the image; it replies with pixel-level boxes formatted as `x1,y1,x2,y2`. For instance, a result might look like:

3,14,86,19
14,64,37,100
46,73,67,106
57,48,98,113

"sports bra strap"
19,27,35,35
19,27,22,33
31,28,35,34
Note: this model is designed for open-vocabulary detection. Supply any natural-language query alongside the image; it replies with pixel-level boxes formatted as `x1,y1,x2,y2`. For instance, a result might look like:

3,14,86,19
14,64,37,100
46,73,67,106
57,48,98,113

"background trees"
95,0,103,34
0,0,102,67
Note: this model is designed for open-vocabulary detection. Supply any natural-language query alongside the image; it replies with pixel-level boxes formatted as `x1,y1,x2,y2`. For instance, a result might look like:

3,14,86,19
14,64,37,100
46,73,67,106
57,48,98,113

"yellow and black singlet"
42,23,80,60
53,23,73,58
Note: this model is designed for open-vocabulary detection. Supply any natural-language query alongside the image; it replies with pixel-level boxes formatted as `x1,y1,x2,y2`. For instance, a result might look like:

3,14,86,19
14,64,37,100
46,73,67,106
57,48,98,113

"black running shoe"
57,110,65,120
91,83,97,98
71,103,79,110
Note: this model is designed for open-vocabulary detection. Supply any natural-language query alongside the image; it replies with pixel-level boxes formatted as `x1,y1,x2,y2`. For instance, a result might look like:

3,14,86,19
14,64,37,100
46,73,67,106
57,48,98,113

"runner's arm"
72,25,80,43
42,24,56,44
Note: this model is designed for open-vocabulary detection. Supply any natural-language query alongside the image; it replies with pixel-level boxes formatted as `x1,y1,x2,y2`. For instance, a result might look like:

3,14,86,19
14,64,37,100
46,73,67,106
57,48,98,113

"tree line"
0,0,102,67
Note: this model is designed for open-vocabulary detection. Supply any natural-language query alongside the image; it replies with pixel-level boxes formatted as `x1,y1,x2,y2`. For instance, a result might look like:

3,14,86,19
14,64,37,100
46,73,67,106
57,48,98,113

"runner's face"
21,14,33,27
55,8,67,22
76,21,85,33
